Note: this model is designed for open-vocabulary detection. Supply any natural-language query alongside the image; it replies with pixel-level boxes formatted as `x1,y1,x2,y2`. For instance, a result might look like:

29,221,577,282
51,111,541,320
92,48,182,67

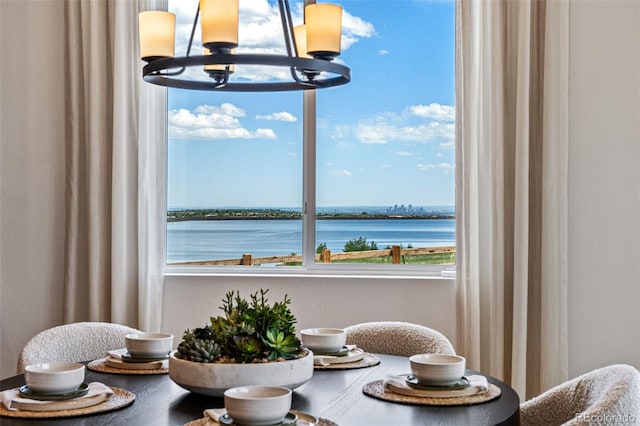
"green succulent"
232,334,264,362
176,329,222,363
262,328,301,361
175,289,303,363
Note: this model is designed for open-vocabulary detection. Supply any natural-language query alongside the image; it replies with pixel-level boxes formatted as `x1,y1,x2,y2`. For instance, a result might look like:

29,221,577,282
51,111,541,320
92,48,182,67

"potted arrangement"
169,289,313,396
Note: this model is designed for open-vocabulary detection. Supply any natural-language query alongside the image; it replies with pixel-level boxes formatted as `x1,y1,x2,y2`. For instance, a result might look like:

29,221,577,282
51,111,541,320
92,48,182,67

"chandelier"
138,0,351,92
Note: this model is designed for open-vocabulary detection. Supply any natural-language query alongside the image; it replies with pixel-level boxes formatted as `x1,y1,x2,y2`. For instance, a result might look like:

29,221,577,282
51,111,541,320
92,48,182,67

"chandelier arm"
216,66,231,88
160,4,200,77
277,0,295,58
144,75,348,91
280,0,306,84
142,54,350,92
186,4,200,57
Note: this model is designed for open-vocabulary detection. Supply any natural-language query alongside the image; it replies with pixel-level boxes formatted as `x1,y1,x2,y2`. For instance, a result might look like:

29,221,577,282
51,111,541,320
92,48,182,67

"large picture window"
166,0,455,273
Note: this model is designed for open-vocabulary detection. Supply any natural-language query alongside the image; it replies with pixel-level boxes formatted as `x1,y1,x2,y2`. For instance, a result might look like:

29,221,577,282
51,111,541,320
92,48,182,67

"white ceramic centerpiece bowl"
224,385,292,426
125,332,174,358
409,354,466,386
24,362,85,394
169,349,314,397
300,328,346,353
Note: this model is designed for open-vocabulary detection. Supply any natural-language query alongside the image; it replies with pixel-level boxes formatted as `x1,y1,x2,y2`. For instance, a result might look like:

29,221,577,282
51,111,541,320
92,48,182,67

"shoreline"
167,214,455,222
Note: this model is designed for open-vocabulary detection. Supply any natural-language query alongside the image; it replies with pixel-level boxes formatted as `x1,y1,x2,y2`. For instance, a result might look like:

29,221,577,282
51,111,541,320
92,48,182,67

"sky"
166,0,455,209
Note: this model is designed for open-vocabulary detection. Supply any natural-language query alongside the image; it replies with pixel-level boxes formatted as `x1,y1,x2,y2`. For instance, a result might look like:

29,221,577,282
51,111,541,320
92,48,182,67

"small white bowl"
409,354,466,386
125,332,174,358
224,385,292,426
25,362,85,394
300,328,346,353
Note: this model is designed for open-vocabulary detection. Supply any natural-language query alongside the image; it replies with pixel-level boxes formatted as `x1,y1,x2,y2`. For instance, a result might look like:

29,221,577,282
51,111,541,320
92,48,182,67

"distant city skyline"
167,204,455,213
167,0,455,209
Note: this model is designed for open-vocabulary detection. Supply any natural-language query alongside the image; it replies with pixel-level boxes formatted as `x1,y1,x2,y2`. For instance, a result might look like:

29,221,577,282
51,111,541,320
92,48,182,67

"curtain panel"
63,0,165,332
455,0,569,399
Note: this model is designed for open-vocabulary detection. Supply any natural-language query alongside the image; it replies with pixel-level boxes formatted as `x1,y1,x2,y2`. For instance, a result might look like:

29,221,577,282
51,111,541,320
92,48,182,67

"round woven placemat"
314,353,381,370
87,357,169,375
182,410,338,426
0,387,135,418
362,380,501,406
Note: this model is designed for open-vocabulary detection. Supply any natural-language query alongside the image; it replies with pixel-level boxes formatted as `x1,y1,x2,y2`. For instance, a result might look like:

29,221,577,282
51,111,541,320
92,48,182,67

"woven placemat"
362,380,501,406
183,410,338,426
314,353,381,370
88,357,169,375
0,387,135,418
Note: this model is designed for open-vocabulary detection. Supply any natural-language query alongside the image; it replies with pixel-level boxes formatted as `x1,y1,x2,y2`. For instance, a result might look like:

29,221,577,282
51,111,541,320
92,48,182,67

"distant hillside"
167,208,455,222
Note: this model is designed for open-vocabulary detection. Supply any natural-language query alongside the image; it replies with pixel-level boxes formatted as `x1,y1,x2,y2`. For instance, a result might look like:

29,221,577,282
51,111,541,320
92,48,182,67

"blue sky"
167,0,455,209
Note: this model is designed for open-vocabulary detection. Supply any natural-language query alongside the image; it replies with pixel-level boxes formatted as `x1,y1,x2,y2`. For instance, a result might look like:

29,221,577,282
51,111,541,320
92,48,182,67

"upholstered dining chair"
520,364,640,426
17,321,142,373
343,321,456,357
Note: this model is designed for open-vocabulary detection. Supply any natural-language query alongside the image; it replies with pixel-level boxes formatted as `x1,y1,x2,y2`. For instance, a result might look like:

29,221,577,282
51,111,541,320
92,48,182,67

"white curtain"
135,1,167,333
455,0,569,399
64,0,165,332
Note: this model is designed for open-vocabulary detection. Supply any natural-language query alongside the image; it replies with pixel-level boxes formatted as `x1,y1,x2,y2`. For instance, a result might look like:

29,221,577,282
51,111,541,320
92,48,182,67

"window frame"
163,90,454,279
162,0,456,279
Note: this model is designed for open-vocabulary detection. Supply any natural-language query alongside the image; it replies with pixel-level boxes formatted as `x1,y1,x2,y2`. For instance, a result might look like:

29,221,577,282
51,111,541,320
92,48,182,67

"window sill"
163,264,456,281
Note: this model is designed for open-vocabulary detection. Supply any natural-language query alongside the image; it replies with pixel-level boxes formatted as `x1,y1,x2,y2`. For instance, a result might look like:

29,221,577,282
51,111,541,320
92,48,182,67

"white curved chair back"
520,364,640,426
17,321,142,373
344,321,456,357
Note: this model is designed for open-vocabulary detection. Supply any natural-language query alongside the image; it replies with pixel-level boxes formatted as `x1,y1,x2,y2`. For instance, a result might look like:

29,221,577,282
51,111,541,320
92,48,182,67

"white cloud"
352,102,456,146
255,111,297,122
394,151,414,157
342,10,377,50
195,103,245,117
356,121,455,144
168,104,276,139
170,108,241,129
379,49,389,56
410,103,455,121
417,162,454,172
329,124,350,140
254,128,277,139
330,169,353,176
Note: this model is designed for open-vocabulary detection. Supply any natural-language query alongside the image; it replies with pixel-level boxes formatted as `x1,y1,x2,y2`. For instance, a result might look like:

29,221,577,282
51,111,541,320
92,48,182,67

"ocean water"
167,218,455,263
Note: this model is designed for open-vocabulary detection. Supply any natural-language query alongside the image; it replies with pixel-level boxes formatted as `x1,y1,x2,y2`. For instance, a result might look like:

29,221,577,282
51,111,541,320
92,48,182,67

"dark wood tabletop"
0,354,519,426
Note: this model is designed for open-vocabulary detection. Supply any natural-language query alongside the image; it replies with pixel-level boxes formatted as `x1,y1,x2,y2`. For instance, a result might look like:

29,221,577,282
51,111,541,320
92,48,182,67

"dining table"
0,353,520,425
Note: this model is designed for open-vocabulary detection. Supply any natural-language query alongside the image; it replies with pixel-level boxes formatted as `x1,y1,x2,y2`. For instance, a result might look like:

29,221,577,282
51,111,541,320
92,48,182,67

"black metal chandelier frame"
142,0,351,92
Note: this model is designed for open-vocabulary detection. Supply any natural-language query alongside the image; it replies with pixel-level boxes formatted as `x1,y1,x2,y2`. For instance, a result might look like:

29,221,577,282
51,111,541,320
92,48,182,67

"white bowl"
125,332,174,358
224,385,292,426
168,350,314,397
24,362,85,394
300,328,346,353
409,354,466,386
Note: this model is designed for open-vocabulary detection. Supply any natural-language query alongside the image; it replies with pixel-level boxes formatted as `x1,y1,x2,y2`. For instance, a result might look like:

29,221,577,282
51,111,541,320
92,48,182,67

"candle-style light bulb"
294,25,311,59
305,3,343,60
200,0,239,53
139,11,175,62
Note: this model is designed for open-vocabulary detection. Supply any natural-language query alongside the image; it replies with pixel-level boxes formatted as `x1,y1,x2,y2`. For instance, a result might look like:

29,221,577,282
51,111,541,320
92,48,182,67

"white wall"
0,1,66,378
1,0,639,383
567,0,640,377
161,275,457,352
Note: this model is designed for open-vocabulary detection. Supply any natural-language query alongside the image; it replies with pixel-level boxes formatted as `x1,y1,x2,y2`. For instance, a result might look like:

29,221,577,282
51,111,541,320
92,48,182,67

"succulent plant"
175,289,304,364
176,328,222,363
262,329,300,361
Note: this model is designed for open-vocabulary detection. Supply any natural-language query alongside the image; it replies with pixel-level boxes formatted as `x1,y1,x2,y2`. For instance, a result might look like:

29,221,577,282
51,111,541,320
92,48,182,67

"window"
166,0,455,273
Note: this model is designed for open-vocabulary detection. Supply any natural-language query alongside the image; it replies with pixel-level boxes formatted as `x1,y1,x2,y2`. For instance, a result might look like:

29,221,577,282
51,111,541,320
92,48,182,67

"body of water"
167,219,455,263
